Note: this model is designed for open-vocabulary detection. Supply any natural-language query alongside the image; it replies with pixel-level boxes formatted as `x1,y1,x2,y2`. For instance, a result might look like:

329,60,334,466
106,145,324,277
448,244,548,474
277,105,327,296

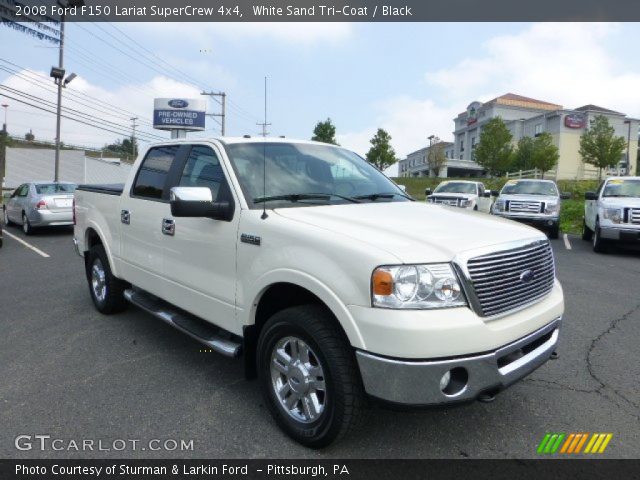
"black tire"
592,218,607,253
582,219,593,241
3,208,13,226
548,224,560,240
22,213,33,235
86,244,128,314
256,305,365,448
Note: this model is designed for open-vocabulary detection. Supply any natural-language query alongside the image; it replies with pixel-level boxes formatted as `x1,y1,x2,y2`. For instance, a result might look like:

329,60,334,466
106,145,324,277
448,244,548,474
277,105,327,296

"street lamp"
52,0,84,182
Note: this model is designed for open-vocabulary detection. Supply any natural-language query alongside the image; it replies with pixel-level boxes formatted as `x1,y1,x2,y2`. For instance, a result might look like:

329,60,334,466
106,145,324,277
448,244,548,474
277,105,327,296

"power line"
201,91,226,136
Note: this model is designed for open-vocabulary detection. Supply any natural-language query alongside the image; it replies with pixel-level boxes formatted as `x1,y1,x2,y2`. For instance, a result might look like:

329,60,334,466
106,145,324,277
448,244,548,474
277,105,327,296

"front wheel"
257,305,365,448
548,224,559,239
86,245,128,314
3,208,13,226
592,219,607,253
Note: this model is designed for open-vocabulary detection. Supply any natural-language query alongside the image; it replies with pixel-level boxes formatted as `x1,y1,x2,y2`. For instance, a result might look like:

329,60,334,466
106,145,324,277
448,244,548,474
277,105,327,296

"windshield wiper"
253,193,361,204
353,192,412,201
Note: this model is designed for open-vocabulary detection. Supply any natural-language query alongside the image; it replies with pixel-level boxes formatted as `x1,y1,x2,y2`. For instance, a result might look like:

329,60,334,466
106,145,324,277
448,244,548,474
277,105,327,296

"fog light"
547,220,554,226
439,371,451,391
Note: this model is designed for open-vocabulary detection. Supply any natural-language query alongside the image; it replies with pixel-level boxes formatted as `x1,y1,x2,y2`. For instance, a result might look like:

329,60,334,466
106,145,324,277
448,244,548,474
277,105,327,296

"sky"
1,21,640,176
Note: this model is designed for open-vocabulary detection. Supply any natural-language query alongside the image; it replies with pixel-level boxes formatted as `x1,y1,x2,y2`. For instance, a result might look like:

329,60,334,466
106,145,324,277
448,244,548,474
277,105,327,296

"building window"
534,124,542,136
460,139,464,152
471,137,476,149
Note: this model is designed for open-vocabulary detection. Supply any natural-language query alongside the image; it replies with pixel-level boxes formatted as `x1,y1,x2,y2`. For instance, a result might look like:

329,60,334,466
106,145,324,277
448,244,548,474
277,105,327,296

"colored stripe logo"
537,433,612,454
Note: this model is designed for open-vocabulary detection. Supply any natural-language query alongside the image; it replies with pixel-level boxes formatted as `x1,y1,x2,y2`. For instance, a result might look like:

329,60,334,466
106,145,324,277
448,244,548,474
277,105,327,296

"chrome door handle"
162,218,175,236
121,209,130,224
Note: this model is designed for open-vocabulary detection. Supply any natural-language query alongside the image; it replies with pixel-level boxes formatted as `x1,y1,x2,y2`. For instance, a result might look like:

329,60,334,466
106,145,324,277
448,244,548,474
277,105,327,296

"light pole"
51,0,84,182
1,104,7,133
624,120,632,176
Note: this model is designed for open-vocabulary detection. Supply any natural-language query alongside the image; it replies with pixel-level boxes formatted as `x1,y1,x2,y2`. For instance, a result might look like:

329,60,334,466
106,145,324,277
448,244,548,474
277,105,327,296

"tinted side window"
132,146,179,199
18,185,29,197
179,146,226,201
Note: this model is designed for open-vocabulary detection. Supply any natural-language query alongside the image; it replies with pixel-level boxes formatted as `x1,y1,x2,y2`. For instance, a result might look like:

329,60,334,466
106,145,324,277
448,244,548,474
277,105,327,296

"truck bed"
76,184,124,196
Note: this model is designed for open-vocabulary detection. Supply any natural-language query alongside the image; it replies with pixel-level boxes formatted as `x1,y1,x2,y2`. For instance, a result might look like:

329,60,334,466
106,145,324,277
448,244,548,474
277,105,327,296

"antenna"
260,76,270,220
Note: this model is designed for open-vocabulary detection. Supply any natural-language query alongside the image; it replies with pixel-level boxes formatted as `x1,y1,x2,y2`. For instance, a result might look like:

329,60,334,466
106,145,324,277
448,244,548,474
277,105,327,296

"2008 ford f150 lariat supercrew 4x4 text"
73,138,564,447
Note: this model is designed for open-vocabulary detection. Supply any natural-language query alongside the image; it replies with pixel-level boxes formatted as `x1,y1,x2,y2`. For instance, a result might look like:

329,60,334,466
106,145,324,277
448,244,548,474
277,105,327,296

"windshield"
501,180,558,196
603,179,640,198
434,182,477,194
224,142,409,208
35,183,77,194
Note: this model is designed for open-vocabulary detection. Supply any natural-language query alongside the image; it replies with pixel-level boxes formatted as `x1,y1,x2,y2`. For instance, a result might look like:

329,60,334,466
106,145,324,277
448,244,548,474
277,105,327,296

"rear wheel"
582,219,593,241
86,245,128,314
22,213,33,235
592,218,607,253
257,305,365,448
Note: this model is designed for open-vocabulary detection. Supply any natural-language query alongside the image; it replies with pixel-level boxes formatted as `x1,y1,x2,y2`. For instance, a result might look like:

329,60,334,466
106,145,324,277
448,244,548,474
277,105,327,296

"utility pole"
200,91,226,136
130,117,138,160
257,76,271,137
1,104,7,132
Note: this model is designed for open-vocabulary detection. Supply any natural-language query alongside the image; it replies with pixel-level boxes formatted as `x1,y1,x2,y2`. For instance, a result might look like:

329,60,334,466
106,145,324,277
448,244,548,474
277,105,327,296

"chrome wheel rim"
270,336,326,423
91,259,107,303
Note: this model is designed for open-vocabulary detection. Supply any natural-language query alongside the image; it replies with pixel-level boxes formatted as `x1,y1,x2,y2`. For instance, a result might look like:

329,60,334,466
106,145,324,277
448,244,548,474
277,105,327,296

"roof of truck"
155,136,334,147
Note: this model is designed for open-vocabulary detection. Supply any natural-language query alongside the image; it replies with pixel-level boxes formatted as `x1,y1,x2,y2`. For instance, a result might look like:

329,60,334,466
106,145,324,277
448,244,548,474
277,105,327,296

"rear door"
118,144,187,297
160,143,240,332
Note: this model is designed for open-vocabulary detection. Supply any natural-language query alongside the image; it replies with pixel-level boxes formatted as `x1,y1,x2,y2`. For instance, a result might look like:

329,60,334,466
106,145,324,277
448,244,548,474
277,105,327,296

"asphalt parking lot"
0,223,639,459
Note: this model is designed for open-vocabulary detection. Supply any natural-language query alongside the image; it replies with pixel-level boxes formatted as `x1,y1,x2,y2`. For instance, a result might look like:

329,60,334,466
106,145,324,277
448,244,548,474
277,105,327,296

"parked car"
74,138,564,447
583,176,640,252
491,179,569,239
3,182,77,235
425,180,494,213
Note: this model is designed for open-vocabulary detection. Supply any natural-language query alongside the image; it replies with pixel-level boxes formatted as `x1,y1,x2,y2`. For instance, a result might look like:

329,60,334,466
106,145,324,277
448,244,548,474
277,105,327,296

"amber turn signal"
372,268,393,296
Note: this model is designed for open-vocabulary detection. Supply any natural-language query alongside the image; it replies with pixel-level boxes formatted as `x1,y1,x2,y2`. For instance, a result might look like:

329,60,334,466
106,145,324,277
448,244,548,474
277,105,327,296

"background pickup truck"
74,138,564,447
491,179,569,239
583,176,640,252
425,180,494,213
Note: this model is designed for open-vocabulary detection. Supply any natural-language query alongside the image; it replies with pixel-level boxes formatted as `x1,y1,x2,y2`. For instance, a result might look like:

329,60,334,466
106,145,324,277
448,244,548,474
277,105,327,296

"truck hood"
600,197,640,208
274,201,545,263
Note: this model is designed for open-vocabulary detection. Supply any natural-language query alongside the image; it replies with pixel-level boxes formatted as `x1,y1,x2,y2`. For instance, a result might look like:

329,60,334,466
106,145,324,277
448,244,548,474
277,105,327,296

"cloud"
0,70,203,148
340,22,640,163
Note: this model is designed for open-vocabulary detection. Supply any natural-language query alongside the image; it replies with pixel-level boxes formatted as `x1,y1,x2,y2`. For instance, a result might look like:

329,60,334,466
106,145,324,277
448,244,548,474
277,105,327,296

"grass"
392,177,598,235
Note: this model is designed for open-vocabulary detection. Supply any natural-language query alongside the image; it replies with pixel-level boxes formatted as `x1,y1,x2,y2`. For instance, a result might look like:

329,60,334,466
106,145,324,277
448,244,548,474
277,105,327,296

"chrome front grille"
429,196,461,207
629,208,640,224
508,200,542,213
466,240,555,317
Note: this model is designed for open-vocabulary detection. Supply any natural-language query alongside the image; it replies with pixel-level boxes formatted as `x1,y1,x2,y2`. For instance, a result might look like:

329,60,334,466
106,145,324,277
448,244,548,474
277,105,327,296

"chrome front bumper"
356,317,561,405
600,226,640,241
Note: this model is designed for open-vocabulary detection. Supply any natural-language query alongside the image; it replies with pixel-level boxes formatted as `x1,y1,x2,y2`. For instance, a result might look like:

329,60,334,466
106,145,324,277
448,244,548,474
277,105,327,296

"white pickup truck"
425,180,494,213
73,138,564,447
583,176,640,252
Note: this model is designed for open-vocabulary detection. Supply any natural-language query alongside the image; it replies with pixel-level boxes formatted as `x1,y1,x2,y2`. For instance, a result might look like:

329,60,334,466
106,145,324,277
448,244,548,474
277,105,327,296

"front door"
161,144,240,333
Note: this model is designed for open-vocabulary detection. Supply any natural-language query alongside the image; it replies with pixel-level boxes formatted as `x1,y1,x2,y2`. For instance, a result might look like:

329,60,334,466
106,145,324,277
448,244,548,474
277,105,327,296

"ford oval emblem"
168,99,189,109
519,269,535,283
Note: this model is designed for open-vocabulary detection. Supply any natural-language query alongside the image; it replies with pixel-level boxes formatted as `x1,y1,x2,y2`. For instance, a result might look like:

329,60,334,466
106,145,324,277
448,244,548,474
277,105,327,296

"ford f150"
583,176,640,252
425,180,494,213
73,138,564,447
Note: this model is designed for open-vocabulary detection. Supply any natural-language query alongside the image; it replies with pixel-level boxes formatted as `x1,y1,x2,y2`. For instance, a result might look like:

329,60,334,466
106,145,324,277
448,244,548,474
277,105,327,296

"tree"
427,139,447,177
311,118,339,145
579,115,626,180
103,137,138,161
24,129,35,142
513,136,534,171
474,117,514,176
366,128,396,170
530,132,559,178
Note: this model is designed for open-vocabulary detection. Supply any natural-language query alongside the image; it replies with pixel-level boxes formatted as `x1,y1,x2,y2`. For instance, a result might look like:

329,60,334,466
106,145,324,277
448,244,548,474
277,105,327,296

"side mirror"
397,184,407,192
584,191,598,201
425,188,432,196
483,191,492,198
170,187,234,221
560,192,571,200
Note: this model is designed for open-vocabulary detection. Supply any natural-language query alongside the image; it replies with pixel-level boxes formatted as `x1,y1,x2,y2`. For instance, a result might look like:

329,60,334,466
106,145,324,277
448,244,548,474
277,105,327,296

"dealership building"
399,93,639,180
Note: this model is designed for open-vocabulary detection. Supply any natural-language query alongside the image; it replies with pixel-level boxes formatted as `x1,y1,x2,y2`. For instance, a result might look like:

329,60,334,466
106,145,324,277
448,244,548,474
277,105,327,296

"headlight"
459,198,472,208
603,208,622,224
545,202,559,215
493,200,506,212
372,264,467,309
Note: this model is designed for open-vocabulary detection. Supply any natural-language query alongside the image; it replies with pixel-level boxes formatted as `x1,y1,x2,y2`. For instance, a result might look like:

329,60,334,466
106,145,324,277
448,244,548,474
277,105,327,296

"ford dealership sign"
153,98,205,131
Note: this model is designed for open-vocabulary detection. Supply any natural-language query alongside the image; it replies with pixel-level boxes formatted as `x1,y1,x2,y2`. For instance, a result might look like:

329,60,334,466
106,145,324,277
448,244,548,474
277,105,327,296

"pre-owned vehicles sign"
153,98,206,130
